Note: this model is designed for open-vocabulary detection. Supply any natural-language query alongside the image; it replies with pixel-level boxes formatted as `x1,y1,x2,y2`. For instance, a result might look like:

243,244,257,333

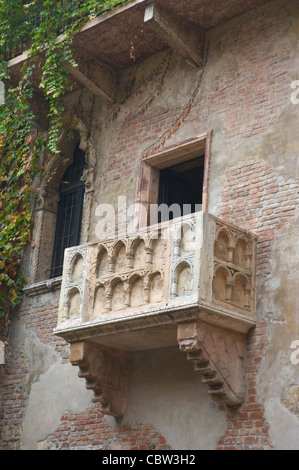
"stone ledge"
0,340,5,365
23,277,62,297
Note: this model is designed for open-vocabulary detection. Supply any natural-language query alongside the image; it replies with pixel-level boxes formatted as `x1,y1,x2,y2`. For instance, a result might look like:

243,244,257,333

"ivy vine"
0,0,127,319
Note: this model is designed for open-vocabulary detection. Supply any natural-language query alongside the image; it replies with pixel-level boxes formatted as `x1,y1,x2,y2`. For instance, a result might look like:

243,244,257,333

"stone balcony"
55,212,257,416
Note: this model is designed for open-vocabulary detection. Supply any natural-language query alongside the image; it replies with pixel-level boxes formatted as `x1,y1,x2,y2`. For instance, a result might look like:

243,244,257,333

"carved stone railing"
55,212,257,416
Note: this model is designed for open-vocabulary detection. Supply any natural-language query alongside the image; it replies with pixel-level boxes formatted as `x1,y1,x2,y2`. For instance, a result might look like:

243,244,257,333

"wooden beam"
144,2,205,69
65,55,118,104
9,49,119,104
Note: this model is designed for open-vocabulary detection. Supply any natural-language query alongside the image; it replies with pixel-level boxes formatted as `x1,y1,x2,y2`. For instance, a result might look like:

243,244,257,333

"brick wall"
215,158,299,450
0,293,170,450
195,5,292,147
216,321,273,450
0,296,62,449
218,158,298,279
0,367,4,445
45,408,170,450
1,1,298,451
104,105,182,185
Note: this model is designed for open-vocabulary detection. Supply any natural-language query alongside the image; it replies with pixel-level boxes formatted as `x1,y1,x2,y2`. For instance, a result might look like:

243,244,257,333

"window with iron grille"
51,144,85,278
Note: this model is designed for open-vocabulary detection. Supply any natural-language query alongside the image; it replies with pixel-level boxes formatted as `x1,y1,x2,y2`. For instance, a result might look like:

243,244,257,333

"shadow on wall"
21,346,227,450
118,346,227,450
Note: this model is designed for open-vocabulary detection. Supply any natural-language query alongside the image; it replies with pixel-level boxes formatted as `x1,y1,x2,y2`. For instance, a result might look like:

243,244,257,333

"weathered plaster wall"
22,362,92,450
256,215,299,450
0,288,228,450
123,347,227,450
207,0,299,449
1,0,299,450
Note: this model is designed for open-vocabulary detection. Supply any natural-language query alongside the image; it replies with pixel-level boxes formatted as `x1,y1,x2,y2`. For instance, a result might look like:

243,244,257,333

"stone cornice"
23,277,62,297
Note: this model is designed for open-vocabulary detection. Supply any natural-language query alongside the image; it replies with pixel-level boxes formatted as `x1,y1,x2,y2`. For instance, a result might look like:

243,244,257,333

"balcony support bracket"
56,212,257,416
65,55,118,104
70,341,130,417
177,320,246,408
144,2,205,69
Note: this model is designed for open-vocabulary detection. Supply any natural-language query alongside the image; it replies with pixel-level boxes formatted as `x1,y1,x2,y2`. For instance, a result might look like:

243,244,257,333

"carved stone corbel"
70,341,130,417
177,321,246,408
34,185,59,213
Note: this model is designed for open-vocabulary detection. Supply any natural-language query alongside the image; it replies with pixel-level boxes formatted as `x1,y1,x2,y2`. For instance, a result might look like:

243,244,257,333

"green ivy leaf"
0,0,127,319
